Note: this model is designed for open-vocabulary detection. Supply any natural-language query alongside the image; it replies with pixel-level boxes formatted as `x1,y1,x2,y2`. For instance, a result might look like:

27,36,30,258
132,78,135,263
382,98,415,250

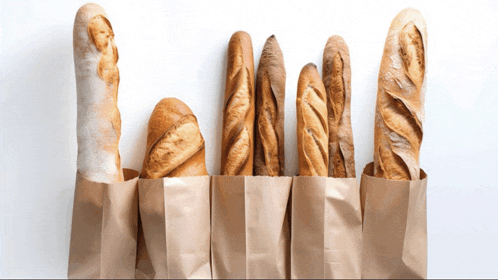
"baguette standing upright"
220,31,255,176
296,63,328,177
73,3,123,183
254,35,286,176
323,35,356,178
141,98,208,178
373,8,427,180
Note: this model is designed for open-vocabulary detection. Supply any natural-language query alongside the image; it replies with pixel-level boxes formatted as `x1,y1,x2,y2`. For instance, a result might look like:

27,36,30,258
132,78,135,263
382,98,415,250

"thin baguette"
296,63,328,177
323,35,356,178
220,31,255,176
254,35,286,176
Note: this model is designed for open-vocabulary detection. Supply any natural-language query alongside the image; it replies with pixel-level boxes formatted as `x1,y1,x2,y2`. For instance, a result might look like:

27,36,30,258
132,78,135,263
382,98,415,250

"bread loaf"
220,31,255,176
73,3,123,183
254,35,286,176
373,8,427,180
296,63,328,177
323,36,356,178
141,98,208,179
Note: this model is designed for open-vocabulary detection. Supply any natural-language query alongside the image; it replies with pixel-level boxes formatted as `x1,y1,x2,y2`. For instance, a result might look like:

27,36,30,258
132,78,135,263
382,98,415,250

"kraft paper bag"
68,168,140,279
211,175,292,279
360,162,428,279
291,176,362,279
136,176,211,279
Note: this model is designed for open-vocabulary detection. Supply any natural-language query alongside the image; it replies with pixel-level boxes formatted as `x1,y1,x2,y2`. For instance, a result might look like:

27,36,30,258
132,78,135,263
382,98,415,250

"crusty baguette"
74,3,123,183
296,63,328,177
141,98,208,178
254,35,286,176
220,31,255,176
323,35,356,178
374,8,427,180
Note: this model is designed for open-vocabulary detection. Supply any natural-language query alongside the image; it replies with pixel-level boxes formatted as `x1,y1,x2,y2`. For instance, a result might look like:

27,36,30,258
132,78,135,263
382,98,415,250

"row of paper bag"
67,162,427,279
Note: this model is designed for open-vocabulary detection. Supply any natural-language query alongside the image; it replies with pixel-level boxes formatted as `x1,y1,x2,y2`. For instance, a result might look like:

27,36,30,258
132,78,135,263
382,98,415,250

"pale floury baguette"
323,35,356,178
296,63,328,177
74,3,123,183
141,98,208,178
374,8,427,180
254,35,286,176
220,31,255,175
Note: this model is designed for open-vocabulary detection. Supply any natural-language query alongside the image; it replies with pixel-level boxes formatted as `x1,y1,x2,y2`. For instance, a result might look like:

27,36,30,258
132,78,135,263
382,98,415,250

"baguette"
296,63,328,177
220,31,255,176
254,35,286,176
73,3,123,183
141,98,208,178
374,8,427,180
323,35,356,178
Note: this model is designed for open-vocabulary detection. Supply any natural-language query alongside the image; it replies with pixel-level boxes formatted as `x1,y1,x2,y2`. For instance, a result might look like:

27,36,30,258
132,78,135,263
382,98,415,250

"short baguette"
296,63,328,177
323,35,356,178
373,8,427,180
73,3,123,183
254,35,286,176
220,31,255,176
141,98,208,178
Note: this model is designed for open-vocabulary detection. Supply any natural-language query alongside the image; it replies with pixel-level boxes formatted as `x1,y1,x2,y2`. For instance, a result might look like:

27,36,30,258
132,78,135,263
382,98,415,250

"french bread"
296,63,328,177
73,3,123,183
220,31,255,176
141,98,208,179
373,8,427,180
254,35,286,176
323,35,356,178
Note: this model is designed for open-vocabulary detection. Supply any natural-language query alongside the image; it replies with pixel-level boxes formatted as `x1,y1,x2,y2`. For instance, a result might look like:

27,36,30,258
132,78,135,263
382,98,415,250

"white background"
1,0,498,278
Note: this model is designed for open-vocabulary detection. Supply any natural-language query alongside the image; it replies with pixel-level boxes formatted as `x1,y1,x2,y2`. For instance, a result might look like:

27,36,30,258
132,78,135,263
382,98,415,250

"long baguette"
73,3,123,183
323,35,356,178
254,35,286,176
296,63,328,177
374,8,427,180
220,31,255,176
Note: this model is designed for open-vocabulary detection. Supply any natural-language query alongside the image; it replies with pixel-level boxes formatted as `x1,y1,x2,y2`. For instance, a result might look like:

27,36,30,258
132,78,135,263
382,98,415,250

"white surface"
1,0,497,278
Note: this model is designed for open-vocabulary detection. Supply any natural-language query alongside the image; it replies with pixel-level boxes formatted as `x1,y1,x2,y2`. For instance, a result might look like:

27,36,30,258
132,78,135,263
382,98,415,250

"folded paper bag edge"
68,168,140,279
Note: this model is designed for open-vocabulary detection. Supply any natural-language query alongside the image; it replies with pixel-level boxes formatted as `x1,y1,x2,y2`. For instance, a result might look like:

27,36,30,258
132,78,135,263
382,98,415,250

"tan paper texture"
136,176,211,279
291,176,362,279
68,169,140,279
211,175,292,279
360,162,428,279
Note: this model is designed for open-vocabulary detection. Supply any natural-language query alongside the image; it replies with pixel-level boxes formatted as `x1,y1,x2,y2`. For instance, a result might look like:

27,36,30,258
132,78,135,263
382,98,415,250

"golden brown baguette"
296,63,328,177
220,31,255,175
254,35,286,176
374,8,427,180
141,98,208,178
323,35,356,178
73,3,123,183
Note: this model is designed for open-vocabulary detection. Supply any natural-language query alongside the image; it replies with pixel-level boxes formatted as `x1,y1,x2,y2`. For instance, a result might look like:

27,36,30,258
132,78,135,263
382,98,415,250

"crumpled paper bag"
68,169,140,279
360,162,428,279
211,175,292,279
290,176,362,279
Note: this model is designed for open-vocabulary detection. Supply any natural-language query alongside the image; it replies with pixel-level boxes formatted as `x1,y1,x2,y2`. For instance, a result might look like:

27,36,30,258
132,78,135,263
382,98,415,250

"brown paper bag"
211,176,292,279
136,176,211,279
360,162,428,279
291,176,362,279
68,169,140,279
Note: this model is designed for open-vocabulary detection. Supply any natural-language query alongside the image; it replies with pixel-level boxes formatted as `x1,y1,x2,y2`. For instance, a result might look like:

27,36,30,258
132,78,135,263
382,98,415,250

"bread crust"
373,8,427,180
220,31,255,175
141,98,208,179
323,35,356,178
296,63,328,177
74,3,123,183
254,35,286,176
